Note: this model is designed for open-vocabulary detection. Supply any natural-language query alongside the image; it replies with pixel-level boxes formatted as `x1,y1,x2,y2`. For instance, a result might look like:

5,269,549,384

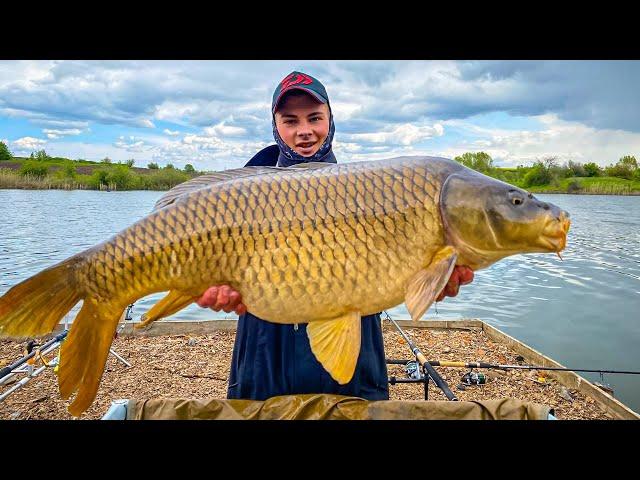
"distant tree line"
0,147,202,191
454,151,640,188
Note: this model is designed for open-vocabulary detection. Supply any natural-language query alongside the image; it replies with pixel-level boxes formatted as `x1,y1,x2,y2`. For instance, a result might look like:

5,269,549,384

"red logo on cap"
280,73,313,90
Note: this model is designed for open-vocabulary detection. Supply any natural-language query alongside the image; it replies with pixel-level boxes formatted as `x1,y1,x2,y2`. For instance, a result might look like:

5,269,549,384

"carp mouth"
539,215,571,252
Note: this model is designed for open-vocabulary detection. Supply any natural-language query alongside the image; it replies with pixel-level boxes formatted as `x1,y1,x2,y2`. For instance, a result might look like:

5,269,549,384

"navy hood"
271,71,336,167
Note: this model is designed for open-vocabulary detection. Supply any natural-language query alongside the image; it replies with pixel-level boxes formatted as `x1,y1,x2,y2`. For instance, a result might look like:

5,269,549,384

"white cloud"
12,136,47,151
163,128,181,136
331,101,362,121
345,123,444,146
113,136,149,153
43,128,84,139
204,120,247,137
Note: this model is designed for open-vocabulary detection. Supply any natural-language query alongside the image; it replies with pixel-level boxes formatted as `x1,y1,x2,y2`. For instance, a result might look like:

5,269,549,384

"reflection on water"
1,191,639,411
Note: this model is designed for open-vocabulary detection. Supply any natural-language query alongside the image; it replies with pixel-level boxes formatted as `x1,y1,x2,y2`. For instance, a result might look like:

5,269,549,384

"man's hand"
196,285,247,315
436,265,474,302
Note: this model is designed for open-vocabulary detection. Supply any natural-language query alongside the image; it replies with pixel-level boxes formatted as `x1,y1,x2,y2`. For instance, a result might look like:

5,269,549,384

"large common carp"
0,156,570,415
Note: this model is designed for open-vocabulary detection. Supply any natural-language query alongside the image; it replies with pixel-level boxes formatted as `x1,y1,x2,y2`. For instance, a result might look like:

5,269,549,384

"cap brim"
273,87,327,113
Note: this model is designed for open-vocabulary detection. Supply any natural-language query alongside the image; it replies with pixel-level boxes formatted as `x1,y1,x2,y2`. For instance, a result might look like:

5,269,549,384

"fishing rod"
383,312,458,401
0,304,134,394
0,330,68,384
0,343,62,403
386,359,640,376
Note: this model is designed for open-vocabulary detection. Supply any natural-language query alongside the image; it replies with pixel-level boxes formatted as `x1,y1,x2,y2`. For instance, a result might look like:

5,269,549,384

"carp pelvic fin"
136,290,195,329
405,246,458,322
306,311,362,385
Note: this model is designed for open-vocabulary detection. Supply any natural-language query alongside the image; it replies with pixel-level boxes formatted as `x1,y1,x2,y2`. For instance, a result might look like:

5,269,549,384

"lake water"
1,189,639,413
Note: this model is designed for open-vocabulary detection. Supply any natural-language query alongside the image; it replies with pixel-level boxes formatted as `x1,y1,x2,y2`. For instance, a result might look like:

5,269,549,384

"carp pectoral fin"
306,311,362,385
136,290,195,329
405,246,458,322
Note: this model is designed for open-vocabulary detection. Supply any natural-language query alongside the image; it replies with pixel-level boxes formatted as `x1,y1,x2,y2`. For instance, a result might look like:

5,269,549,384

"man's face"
275,93,330,157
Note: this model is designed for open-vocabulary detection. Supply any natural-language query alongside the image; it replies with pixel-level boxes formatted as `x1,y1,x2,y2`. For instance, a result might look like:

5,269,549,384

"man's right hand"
196,285,247,315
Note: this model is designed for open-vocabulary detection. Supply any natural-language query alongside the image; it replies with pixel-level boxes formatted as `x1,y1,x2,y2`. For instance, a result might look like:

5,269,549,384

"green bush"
107,165,138,190
147,162,159,169
566,160,586,177
522,161,552,187
605,156,638,180
605,163,634,180
20,161,49,178
61,160,77,179
141,168,189,189
89,168,110,188
583,162,601,177
567,180,581,193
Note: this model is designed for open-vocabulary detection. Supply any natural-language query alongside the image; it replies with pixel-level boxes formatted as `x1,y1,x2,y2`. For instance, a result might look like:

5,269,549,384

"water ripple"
1,190,639,411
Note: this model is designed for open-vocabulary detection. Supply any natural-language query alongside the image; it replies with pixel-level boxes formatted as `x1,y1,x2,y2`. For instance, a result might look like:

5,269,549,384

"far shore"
1,185,640,195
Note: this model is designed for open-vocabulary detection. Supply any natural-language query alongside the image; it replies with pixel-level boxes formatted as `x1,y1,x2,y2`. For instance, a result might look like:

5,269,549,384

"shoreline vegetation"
0,144,639,195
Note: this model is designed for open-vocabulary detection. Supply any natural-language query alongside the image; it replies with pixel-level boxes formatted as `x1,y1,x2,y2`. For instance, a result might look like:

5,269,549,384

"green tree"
0,141,12,161
583,162,601,177
605,156,637,179
147,162,159,169
101,156,112,164
34,149,50,162
126,159,135,167
522,160,552,187
566,160,586,177
454,152,494,173
164,163,175,170
619,155,638,170
184,163,195,173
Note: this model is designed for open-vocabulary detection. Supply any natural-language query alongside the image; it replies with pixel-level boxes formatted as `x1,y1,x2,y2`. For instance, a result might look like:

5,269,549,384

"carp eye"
508,190,525,206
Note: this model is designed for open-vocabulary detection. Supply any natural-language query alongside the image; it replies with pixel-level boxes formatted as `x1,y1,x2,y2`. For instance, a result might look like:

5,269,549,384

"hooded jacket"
227,147,388,401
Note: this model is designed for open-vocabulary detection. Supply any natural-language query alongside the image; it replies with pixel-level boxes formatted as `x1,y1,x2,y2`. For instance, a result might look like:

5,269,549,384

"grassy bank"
527,176,640,195
0,157,197,191
2,152,640,195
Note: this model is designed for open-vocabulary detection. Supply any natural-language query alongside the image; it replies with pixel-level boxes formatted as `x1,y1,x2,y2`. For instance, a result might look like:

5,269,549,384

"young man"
196,71,474,400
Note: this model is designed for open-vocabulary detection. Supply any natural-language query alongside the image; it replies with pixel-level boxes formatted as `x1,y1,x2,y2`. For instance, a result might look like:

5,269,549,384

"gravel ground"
0,324,614,420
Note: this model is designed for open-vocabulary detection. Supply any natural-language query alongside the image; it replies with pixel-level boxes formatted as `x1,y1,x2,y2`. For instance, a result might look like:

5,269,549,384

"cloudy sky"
1,60,639,171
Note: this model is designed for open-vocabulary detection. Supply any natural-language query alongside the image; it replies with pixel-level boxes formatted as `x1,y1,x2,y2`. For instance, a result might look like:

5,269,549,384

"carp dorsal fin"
405,246,458,322
306,311,362,385
152,163,333,211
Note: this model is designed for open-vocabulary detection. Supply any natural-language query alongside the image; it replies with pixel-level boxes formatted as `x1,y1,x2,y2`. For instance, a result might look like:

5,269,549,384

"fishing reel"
405,360,424,380
461,370,487,386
